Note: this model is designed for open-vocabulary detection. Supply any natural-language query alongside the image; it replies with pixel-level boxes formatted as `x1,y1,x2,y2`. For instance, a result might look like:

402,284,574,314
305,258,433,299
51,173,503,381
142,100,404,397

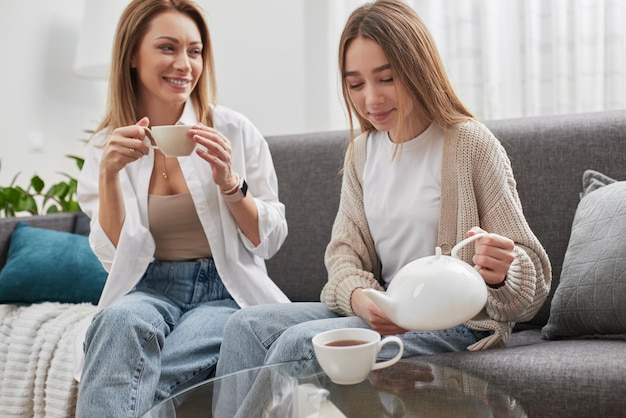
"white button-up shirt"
73,102,289,380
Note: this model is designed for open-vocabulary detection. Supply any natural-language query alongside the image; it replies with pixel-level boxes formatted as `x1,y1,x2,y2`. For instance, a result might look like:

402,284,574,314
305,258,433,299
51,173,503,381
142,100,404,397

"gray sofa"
1,110,626,417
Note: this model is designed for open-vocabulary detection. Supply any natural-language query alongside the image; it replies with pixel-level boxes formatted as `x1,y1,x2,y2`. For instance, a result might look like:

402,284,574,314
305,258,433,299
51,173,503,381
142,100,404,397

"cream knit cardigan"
321,120,552,350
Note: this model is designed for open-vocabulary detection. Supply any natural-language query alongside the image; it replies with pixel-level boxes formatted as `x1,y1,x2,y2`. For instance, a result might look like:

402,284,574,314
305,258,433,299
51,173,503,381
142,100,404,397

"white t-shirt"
363,123,444,283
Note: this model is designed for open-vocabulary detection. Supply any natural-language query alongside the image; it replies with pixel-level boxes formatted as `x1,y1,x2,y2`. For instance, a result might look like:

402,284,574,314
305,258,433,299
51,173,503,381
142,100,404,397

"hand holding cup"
143,125,195,157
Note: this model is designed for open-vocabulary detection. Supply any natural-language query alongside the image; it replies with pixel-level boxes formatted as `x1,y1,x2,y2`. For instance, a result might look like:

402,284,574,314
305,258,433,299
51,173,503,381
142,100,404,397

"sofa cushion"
422,336,626,418
0,222,107,305
541,170,626,339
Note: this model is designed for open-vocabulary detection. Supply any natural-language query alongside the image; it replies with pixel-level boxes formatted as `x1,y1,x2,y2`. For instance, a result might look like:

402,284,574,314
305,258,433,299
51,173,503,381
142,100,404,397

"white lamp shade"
73,0,129,79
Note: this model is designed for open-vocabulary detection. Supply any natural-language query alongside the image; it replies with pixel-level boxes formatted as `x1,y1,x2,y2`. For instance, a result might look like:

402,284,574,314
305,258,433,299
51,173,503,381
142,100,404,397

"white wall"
5,1,622,192
0,0,106,189
0,0,351,189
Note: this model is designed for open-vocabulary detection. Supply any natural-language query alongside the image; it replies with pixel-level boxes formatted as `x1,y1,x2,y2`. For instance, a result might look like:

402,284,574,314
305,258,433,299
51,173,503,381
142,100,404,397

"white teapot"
362,234,489,331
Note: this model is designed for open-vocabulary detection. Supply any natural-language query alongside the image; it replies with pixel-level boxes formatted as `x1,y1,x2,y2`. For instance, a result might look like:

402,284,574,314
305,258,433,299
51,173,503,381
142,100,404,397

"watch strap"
221,176,247,202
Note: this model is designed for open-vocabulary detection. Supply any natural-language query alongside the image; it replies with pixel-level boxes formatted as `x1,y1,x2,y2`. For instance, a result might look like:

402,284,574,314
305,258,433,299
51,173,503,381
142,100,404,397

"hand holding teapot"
362,229,513,332
468,227,515,287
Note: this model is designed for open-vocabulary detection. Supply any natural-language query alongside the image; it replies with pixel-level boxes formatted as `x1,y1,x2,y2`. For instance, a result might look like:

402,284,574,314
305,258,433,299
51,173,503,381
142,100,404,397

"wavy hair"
339,0,473,145
95,0,216,134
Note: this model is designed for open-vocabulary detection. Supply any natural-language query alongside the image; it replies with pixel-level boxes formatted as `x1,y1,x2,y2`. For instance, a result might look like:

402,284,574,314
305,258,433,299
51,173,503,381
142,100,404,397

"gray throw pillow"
542,170,626,339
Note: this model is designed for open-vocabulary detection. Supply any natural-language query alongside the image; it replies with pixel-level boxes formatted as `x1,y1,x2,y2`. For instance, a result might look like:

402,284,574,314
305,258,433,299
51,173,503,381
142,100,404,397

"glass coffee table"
143,359,526,417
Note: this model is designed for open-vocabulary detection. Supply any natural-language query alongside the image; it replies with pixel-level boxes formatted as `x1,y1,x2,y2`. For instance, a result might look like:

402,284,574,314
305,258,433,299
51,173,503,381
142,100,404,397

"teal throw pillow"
0,222,107,305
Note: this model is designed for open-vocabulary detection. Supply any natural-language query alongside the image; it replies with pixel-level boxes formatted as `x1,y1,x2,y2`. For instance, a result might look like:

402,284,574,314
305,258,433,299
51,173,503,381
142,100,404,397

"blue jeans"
216,302,490,377
76,259,239,418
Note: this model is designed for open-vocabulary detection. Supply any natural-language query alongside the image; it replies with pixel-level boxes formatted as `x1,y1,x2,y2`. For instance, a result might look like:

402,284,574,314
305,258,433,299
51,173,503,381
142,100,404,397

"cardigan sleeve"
321,135,384,316
459,121,552,323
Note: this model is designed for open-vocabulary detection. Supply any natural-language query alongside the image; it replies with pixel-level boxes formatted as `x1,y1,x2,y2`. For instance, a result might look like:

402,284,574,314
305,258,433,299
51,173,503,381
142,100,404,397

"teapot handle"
450,232,487,260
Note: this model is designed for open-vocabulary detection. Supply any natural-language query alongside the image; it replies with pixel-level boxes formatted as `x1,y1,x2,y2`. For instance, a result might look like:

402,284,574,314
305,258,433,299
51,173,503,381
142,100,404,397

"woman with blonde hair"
216,0,550,377
75,0,288,415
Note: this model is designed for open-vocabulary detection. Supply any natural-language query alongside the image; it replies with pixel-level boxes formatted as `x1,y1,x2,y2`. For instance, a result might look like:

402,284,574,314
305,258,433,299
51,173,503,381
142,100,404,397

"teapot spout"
361,289,396,320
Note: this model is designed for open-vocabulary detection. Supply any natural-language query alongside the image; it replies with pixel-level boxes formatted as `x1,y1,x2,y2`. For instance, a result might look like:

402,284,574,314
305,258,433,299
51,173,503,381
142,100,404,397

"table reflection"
144,360,525,418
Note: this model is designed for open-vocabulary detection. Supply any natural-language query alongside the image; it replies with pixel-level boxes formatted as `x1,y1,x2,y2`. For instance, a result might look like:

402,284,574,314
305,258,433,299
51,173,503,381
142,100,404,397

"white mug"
144,125,195,157
312,328,404,385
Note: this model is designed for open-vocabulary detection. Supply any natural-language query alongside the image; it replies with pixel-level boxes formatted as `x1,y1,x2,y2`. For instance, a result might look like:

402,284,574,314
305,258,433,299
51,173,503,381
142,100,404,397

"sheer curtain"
326,0,626,122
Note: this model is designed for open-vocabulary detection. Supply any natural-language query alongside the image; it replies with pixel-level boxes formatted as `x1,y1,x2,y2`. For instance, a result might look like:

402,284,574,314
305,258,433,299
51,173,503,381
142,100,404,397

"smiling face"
343,36,416,142
132,11,203,122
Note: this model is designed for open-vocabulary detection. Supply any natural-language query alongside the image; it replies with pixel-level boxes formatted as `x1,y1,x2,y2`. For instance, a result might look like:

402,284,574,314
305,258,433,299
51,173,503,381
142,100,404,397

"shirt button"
439,243,451,254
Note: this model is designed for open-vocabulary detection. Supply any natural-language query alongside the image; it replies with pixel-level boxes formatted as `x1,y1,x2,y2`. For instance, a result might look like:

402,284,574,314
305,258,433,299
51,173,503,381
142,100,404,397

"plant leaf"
15,194,38,215
1,153,83,217
66,155,85,170
31,176,45,193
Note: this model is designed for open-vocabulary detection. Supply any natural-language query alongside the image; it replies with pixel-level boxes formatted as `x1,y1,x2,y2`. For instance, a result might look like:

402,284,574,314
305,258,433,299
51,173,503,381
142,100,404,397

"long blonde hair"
339,0,473,145
95,0,216,133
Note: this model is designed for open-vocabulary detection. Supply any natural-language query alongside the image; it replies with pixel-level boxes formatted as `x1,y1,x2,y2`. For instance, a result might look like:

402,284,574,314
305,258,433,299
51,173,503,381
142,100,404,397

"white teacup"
312,328,404,385
144,125,195,157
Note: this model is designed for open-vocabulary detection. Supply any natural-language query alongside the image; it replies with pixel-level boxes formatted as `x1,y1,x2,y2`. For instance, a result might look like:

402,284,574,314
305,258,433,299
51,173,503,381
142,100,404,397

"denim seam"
128,320,164,417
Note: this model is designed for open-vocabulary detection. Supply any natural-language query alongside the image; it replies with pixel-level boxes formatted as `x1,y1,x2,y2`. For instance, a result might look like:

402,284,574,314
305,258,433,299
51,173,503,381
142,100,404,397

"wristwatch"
221,175,248,202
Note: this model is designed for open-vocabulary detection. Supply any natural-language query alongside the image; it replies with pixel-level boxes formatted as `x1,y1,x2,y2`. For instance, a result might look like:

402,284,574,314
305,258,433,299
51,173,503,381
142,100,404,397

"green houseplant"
0,155,84,217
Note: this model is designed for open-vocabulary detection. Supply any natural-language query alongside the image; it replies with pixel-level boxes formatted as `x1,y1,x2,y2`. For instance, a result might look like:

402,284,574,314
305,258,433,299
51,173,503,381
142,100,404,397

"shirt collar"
177,100,198,126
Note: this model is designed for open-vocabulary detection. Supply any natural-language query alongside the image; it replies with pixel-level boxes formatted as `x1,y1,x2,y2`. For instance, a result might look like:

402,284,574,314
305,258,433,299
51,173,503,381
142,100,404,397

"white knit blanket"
0,302,96,418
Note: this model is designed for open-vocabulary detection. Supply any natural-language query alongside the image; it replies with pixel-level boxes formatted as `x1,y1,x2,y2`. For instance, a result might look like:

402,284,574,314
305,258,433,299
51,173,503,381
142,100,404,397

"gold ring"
129,147,134,157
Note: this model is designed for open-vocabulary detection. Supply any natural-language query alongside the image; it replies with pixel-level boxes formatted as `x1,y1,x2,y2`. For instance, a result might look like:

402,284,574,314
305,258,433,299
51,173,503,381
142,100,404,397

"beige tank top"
148,193,212,261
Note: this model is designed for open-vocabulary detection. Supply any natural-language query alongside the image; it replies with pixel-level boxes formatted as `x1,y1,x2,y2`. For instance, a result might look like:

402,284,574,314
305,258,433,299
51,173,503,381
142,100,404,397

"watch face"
240,179,248,197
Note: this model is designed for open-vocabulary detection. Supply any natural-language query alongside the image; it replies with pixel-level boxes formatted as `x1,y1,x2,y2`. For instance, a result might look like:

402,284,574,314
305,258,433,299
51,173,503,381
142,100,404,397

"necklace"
145,127,167,179
160,152,168,180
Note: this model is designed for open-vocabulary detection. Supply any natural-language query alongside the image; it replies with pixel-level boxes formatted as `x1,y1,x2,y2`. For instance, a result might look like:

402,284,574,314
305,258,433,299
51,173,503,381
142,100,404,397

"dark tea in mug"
312,327,404,384
325,339,368,347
